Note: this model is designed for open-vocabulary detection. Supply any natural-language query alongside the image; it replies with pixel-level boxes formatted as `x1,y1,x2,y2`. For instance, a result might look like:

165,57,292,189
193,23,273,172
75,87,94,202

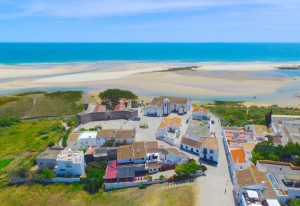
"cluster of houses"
222,115,300,205
36,140,191,179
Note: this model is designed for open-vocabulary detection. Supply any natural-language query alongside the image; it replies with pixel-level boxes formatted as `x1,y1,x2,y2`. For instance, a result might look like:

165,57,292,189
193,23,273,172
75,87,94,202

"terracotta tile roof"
159,117,181,129
132,141,145,148
133,147,146,159
193,107,208,113
181,137,202,148
236,168,256,187
236,165,277,199
94,104,106,112
145,141,159,153
163,148,188,157
85,147,95,155
97,129,135,139
117,145,133,160
230,147,246,163
67,132,82,142
114,103,127,111
201,137,219,150
117,143,147,160
150,96,189,108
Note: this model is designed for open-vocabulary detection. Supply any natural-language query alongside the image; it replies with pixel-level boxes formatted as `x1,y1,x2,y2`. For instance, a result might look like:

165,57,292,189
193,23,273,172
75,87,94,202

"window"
196,149,199,153
186,146,188,149
60,169,66,172
203,148,207,154
66,163,72,168
210,150,214,154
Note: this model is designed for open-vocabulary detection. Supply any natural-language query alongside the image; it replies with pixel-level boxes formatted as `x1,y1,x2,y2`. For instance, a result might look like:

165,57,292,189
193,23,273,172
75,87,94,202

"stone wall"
78,110,138,124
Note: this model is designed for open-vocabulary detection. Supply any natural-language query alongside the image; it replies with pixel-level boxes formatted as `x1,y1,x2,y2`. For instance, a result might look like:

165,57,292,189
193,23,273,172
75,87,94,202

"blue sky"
0,0,300,42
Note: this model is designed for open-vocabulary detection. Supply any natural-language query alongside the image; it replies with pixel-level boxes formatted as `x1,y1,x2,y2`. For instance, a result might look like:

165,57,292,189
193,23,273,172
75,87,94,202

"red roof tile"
104,160,118,180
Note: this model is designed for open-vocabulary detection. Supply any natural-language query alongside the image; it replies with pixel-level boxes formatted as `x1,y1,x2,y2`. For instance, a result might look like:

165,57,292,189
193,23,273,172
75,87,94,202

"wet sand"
0,62,299,107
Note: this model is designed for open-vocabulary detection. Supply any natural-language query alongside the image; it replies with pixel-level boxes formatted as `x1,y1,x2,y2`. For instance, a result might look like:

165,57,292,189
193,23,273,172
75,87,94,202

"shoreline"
0,61,299,107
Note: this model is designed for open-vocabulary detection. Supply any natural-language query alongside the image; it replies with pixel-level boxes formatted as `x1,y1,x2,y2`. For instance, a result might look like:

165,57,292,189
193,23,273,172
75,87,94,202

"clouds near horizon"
0,0,299,42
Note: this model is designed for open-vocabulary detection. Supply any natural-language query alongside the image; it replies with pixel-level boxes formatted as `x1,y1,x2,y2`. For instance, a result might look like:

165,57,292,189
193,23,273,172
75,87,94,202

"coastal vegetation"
160,66,200,72
0,91,84,119
203,102,300,127
0,119,65,186
252,141,300,166
99,89,138,109
275,65,300,70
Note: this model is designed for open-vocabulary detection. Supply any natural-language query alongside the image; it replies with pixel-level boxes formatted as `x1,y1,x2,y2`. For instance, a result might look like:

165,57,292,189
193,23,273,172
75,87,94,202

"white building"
55,148,85,176
192,107,209,120
67,129,135,149
159,148,189,165
180,136,202,155
96,129,135,146
199,137,219,164
156,117,181,145
144,96,192,117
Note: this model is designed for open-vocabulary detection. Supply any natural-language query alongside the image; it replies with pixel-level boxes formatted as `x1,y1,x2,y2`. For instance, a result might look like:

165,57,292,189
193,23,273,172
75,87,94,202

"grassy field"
0,183,197,206
0,119,65,186
0,91,84,119
202,102,300,127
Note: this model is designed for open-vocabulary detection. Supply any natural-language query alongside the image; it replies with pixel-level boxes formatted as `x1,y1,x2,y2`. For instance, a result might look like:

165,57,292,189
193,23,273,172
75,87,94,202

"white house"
192,107,209,120
235,165,280,206
180,136,202,155
159,148,189,165
116,144,147,165
229,147,250,170
199,137,219,164
96,129,135,146
55,148,85,176
144,96,192,117
156,117,181,145
76,131,98,148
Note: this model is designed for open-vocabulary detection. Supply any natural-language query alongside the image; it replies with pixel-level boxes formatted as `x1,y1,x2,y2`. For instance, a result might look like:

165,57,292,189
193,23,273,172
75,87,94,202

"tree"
290,200,300,206
265,109,272,127
40,168,55,179
175,161,201,177
99,89,137,108
84,168,105,194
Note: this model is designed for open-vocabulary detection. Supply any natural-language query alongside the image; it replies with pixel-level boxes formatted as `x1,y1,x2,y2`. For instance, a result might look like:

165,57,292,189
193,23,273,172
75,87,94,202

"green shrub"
138,183,147,189
62,129,71,147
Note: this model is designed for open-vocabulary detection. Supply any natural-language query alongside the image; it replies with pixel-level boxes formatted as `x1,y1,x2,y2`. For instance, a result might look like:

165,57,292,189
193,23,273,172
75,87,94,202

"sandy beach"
0,62,299,107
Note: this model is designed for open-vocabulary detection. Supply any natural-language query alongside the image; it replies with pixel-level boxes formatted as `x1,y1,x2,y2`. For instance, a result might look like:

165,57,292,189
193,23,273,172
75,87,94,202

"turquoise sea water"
0,43,300,64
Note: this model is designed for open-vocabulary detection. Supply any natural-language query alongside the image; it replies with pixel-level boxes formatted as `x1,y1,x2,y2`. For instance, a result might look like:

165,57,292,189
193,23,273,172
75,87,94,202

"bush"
200,165,207,172
47,142,55,147
145,175,152,181
138,183,147,189
0,118,20,127
175,161,201,177
159,175,165,180
39,168,55,179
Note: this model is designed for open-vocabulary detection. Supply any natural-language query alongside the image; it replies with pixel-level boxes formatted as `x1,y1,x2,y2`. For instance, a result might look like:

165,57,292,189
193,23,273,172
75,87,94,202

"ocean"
0,43,300,64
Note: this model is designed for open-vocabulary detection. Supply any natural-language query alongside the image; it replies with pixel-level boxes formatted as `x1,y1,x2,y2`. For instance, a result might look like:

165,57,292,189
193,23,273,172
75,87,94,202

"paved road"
197,113,235,206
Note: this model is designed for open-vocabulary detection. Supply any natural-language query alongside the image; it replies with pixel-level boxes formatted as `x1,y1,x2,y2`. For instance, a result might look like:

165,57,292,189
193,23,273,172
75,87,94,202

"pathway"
197,113,235,206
